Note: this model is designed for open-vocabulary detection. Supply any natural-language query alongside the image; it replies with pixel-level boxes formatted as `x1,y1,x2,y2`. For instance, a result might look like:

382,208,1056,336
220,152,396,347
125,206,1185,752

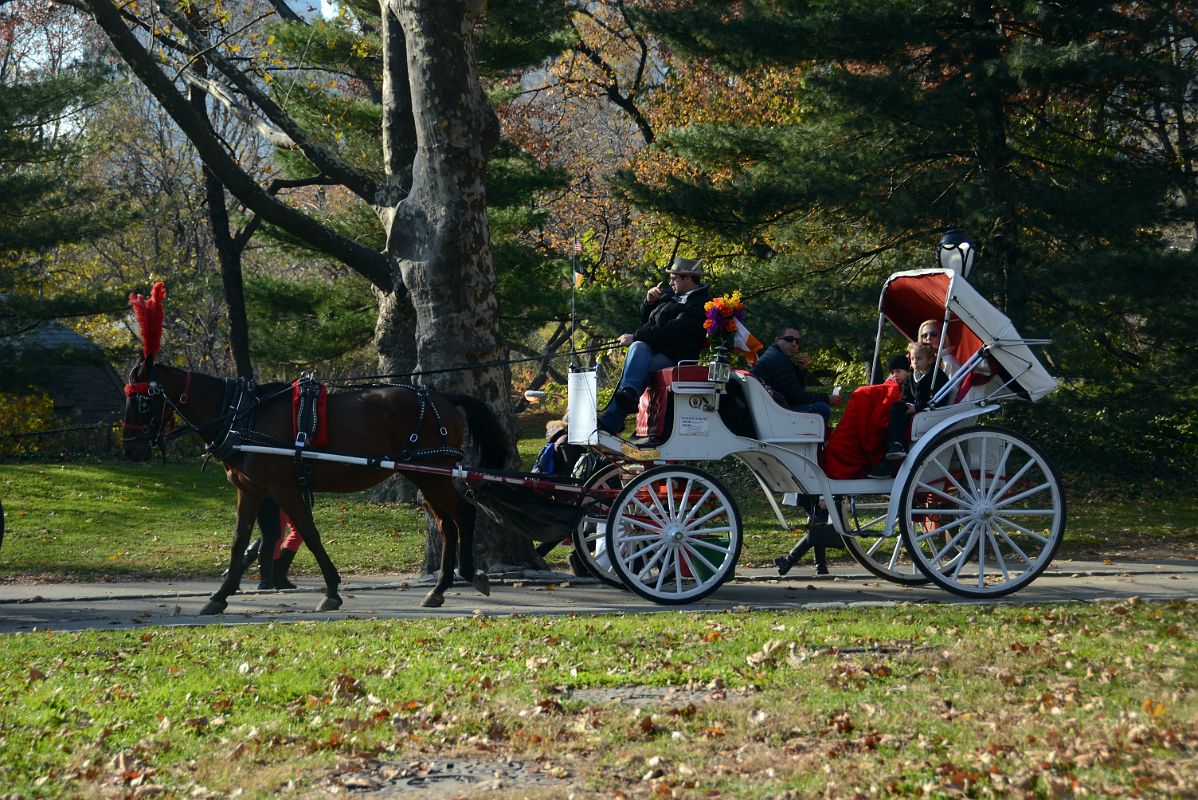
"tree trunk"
184,27,253,380
368,286,421,505
381,0,534,573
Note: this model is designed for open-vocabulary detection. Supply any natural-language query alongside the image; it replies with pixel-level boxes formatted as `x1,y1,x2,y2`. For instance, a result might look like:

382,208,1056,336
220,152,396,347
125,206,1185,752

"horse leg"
255,497,283,590
455,497,489,597
419,481,459,608
274,494,343,612
202,490,262,615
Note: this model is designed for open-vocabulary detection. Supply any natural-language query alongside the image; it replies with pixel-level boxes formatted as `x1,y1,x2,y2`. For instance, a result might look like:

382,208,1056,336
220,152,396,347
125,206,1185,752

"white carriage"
565,267,1065,605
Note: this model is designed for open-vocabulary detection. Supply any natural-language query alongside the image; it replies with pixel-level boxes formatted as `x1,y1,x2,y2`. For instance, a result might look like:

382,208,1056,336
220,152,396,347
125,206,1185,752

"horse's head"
122,356,174,461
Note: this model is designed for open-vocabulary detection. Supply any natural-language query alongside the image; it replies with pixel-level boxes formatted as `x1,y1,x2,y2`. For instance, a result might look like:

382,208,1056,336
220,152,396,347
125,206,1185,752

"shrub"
0,389,57,456
1004,380,1198,498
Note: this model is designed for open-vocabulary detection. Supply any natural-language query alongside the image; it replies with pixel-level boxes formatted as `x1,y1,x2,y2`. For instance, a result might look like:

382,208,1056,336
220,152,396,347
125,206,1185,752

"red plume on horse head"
129,282,166,358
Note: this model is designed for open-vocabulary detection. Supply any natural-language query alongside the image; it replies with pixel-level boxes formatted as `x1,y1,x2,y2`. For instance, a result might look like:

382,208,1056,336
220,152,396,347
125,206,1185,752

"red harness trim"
123,371,188,437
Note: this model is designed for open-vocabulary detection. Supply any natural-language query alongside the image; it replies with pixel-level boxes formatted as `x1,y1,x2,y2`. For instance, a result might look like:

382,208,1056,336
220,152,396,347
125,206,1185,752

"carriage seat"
635,364,711,438
733,373,825,444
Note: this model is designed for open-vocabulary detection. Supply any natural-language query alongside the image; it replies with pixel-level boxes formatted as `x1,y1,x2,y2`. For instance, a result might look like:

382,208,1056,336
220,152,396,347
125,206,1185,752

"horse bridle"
123,366,190,449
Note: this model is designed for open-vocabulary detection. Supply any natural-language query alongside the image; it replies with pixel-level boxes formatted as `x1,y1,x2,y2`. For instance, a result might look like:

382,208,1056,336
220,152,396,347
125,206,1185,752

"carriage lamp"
708,346,732,385
938,229,975,278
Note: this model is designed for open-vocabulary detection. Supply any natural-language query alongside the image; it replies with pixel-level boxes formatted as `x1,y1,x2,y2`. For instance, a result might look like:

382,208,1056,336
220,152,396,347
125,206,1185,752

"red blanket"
823,380,902,479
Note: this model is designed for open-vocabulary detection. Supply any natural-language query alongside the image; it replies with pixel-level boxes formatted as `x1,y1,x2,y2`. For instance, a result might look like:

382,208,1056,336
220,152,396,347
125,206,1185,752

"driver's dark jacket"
633,284,712,363
751,343,828,406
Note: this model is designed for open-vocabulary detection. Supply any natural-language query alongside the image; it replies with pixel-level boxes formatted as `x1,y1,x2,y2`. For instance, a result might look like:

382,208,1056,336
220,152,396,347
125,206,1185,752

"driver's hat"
666,256,704,278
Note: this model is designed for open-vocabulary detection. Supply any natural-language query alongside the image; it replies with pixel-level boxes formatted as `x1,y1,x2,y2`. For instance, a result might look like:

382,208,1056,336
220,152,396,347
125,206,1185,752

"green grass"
0,602,1193,798
2,413,1196,582
2,418,1196,798
0,461,426,581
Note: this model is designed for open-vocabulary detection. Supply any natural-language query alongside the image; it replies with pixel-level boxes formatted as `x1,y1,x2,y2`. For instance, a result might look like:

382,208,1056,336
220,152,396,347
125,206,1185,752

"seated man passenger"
597,256,712,435
750,325,842,423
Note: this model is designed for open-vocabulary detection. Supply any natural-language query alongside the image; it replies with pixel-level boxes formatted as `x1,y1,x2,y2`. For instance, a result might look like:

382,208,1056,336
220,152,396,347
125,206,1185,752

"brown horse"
122,353,509,614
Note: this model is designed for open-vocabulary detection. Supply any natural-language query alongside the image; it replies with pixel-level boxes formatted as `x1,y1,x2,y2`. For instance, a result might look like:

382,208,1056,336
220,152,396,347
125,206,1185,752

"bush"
0,389,57,457
1003,380,1198,498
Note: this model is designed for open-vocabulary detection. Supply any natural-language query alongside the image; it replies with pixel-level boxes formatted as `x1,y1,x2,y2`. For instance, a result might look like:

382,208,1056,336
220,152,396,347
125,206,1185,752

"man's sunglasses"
777,335,800,343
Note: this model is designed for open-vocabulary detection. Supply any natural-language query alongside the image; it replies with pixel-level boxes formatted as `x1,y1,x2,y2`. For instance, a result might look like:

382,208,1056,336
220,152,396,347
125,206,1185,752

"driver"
597,257,712,435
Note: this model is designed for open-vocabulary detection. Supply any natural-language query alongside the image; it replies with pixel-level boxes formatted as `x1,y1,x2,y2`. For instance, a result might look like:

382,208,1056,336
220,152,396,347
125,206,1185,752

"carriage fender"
882,404,1001,536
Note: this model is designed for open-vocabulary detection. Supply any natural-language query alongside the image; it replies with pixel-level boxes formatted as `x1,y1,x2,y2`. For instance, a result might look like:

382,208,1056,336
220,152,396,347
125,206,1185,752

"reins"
316,341,624,389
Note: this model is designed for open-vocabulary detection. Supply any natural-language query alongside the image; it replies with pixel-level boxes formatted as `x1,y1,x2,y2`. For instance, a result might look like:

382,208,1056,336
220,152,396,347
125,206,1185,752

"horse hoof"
257,579,274,590
316,596,342,612
472,572,491,597
421,591,444,608
199,599,227,616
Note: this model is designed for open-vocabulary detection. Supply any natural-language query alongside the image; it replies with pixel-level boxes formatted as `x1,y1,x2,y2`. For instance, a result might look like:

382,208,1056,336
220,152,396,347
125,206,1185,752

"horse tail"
448,395,510,469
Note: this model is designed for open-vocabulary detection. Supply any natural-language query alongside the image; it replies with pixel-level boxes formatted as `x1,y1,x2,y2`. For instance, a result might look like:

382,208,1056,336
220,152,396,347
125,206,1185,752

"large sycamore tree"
78,0,538,566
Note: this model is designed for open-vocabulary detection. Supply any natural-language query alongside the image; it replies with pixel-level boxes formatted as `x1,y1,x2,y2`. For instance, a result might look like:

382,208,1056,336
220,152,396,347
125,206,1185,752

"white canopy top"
878,269,1057,401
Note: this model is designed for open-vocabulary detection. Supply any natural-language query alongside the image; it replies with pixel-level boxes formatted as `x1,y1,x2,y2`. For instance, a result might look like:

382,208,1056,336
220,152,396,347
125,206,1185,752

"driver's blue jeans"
598,342,675,432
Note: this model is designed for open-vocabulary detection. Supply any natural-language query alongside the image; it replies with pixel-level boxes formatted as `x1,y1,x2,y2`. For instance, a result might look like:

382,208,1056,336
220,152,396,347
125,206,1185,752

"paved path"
2,555,1195,633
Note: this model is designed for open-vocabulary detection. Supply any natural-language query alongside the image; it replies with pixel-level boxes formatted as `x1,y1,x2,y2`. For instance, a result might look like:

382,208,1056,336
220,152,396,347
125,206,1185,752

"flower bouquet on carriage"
704,290,762,365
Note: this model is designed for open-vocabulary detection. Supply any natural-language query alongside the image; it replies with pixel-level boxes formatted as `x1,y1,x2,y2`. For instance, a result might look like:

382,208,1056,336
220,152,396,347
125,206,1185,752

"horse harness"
152,374,465,504
123,370,189,448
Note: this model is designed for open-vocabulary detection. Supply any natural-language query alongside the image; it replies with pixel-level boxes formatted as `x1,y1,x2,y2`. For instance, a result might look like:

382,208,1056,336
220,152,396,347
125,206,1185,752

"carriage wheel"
898,426,1065,598
605,465,742,605
838,495,930,585
570,461,628,589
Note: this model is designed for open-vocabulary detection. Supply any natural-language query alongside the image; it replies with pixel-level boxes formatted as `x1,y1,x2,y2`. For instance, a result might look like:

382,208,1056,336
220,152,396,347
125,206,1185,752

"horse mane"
129,282,167,358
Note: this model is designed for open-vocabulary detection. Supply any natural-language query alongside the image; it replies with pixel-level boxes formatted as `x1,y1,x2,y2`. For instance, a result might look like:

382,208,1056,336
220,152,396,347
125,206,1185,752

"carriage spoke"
683,535,731,556
993,514,1051,543
686,524,733,539
666,477,682,519
652,548,674,591
947,530,975,581
686,505,728,530
680,487,715,527
914,478,973,508
988,454,1033,502
994,481,1053,508
683,541,720,577
958,440,987,495
924,526,972,565
632,539,669,578
630,494,669,528
912,514,968,543
917,507,971,516
620,516,665,537
992,527,1035,566
639,489,671,526
855,511,888,533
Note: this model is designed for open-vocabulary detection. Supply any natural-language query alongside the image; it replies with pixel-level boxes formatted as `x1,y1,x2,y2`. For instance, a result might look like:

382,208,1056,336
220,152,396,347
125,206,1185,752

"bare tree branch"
84,0,394,290
153,0,381,201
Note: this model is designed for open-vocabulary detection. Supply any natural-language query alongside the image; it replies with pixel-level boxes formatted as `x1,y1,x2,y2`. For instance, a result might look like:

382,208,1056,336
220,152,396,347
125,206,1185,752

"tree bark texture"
379,0,531,572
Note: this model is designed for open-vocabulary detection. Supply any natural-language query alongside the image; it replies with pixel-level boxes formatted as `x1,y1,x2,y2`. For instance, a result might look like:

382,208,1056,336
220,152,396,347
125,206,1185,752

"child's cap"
887,353,910,372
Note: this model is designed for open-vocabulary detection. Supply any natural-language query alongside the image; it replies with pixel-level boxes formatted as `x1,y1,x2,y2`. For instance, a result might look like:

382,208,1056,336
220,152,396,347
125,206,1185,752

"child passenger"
883,342,949,459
